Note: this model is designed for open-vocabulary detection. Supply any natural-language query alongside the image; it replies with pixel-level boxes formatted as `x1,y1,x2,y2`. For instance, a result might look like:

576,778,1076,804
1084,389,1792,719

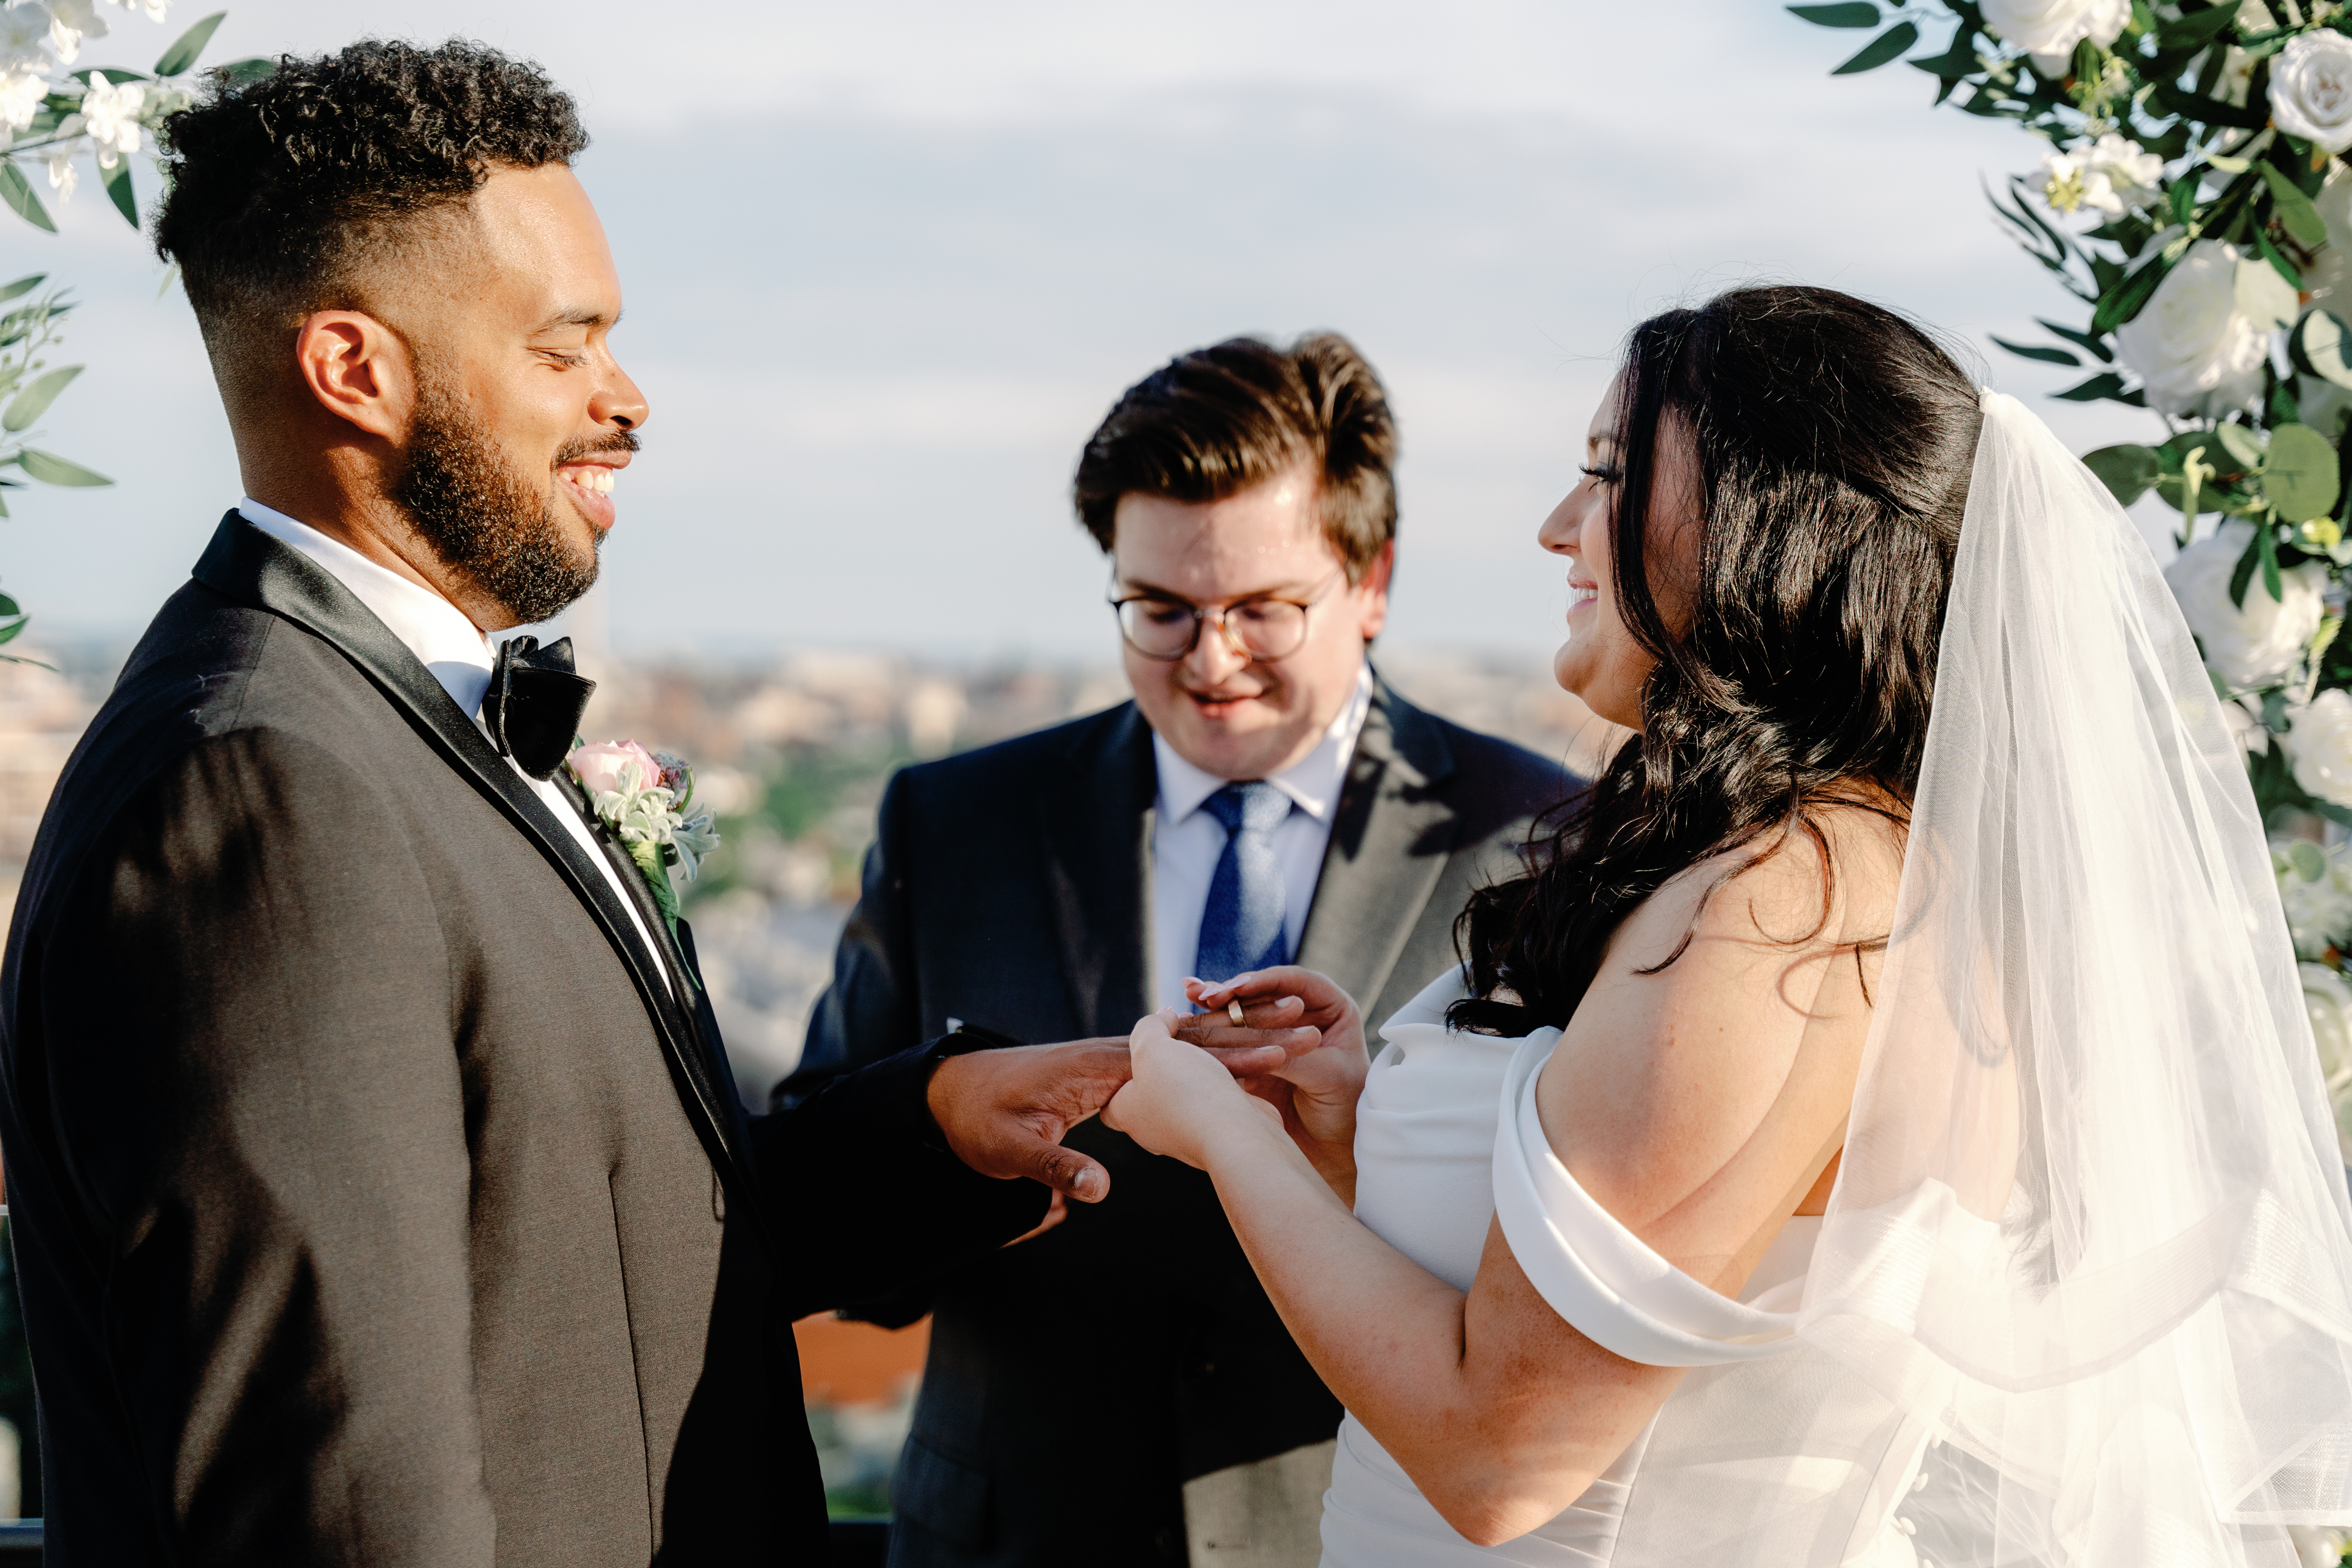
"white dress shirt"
238,499,670,991
1150,662,1374,1013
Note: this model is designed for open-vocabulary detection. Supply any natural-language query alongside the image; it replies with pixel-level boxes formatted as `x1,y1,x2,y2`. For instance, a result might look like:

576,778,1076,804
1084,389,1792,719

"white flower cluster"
1,0,175,192
2039,134,2161,218
587,751,722,891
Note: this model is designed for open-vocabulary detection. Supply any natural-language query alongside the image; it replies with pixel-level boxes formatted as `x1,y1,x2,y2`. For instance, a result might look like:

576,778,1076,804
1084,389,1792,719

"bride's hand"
1103,1008,1283,1171
1187,967,1368,1200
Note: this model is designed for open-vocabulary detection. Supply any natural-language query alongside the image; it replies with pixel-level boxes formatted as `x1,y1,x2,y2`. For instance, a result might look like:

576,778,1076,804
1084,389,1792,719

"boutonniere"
566,740,722,933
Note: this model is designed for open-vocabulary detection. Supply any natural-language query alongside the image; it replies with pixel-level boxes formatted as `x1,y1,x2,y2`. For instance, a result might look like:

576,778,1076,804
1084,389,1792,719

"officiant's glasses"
1109,568,1345,662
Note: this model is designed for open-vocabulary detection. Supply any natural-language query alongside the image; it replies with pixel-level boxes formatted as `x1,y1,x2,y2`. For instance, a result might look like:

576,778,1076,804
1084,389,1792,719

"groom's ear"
292,310,417,446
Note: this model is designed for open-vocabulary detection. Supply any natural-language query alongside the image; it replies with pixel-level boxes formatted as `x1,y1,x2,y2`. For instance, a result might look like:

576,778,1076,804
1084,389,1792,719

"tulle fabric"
1331,392,2352,1567
1784,390,2352,1564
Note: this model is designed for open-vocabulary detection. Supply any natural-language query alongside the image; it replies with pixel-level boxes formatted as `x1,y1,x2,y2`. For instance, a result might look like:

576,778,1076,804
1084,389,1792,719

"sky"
8,0,2168,662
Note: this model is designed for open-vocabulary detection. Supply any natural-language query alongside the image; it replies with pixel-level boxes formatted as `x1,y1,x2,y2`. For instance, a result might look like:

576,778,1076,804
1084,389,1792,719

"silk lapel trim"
189,511,757,1192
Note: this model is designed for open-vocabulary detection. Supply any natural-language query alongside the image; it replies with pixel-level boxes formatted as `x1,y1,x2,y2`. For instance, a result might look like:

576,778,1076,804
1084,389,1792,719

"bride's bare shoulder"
1535,799,1903,1263
1616,796,1907,978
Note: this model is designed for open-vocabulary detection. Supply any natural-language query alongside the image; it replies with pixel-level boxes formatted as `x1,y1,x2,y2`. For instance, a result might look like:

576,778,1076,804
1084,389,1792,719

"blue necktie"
1194,780,1293,985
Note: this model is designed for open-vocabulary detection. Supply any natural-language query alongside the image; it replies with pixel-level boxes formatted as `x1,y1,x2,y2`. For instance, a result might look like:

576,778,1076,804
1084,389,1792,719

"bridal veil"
1772,389,2352,1565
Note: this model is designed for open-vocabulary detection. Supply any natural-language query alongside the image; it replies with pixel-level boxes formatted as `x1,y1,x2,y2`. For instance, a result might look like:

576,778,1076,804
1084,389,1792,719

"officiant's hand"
928,1039,1134,1204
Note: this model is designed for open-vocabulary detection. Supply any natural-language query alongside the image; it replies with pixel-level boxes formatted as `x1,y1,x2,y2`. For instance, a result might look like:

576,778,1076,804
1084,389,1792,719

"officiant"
782,334,1570,1568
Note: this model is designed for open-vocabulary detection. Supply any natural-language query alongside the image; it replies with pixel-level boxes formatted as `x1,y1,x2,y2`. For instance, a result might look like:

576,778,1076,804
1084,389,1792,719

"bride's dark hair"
1453,285,1980,1034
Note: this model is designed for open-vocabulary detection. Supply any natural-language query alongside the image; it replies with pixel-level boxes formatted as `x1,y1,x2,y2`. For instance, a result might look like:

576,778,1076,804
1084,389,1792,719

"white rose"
2224,694,2269,755
2114,239,2272,417
2305,164,2352,308
2165,518,2328,688
2289,1523,2352,1568
2293,689,2352,808
1980,0,2131,74
2272,31,2352,154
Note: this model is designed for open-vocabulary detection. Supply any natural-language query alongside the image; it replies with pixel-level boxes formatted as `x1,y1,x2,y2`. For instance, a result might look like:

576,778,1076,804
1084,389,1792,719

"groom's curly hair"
153,38,586,334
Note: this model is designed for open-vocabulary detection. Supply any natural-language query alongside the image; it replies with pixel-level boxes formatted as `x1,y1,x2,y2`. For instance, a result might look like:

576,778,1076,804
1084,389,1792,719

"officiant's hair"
1072,334,1398,582
1453,285,1979,1036
153,38,587,340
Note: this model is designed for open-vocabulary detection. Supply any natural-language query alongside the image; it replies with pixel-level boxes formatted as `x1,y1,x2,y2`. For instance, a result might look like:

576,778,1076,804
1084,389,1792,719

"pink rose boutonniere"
567,739,722,931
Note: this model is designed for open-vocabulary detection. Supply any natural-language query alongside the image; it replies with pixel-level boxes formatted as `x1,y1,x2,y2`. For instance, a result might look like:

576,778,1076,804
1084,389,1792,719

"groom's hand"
927,1039,1132,1204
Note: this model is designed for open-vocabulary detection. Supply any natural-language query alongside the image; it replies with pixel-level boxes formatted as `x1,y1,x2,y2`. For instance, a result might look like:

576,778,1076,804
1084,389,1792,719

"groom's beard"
394,388,614,626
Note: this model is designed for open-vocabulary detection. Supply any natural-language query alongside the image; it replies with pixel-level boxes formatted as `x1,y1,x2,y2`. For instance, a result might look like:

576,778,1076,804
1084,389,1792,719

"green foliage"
1788,3,1884,25
1835,21,1922,73
1791,0,2352,824
2266,425,2341,523
2084,443,2163,506
154,12,229,78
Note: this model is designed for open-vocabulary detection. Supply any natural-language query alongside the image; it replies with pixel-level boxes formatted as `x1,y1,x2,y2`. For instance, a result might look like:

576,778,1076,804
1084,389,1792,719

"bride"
1109,285,2352,1566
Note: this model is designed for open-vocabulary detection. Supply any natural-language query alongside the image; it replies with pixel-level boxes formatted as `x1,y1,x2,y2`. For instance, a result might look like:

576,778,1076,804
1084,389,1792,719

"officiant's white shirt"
238,499,670,991
1150,662,1372,1013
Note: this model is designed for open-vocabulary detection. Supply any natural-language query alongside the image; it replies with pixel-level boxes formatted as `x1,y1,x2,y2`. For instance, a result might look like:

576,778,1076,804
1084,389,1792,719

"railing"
0,1519,877,1564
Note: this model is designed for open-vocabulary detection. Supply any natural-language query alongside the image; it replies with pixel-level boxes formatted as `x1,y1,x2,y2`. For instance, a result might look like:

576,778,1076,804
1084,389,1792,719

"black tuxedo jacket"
789,687,1570,1566
0,513,1045,1567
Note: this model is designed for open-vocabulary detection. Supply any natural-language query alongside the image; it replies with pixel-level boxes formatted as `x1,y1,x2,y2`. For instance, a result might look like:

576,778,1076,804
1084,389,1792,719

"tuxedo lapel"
1038,704,1156,1038
1295,680,1459,1013
189,511,759,1203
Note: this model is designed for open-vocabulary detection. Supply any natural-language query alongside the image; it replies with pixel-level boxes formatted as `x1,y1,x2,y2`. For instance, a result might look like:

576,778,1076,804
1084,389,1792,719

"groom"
0,40,1170,1567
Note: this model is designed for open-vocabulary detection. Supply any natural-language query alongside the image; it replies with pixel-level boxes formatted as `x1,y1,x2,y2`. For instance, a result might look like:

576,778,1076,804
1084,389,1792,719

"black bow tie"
484,635,597,781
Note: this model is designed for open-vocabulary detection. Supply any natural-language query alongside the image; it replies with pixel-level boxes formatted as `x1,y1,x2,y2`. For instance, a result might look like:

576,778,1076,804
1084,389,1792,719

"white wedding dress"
1323,969,1926,1568
1308,391,2352,1567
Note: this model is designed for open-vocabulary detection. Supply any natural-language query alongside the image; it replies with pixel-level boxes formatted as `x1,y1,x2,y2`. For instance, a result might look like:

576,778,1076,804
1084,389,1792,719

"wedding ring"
1228,999,1246,1026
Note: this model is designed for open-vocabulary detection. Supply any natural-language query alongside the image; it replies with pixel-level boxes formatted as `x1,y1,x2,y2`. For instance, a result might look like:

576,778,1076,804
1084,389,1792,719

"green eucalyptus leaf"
2297,310,2352,390
2230,527,2263,608
2256,226,2305,291
2094,254,2173,335
1909,36,1980,80
2052,370,2145,405
2150,79,2271,129
98,158,134,230
16,450,111,487
2083,445,2165,506
1833,20,1919,73
0,276,44,306
213,57,276,87
2,366,80,433
0,163,56,235
1991,334,2081,365
2157,2,2246,52
2266,423,2341,522
1789,2,1882,24
2215,421,2269,468
2261,161,2330,247
154,11,226,77
2038,318,2114,361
